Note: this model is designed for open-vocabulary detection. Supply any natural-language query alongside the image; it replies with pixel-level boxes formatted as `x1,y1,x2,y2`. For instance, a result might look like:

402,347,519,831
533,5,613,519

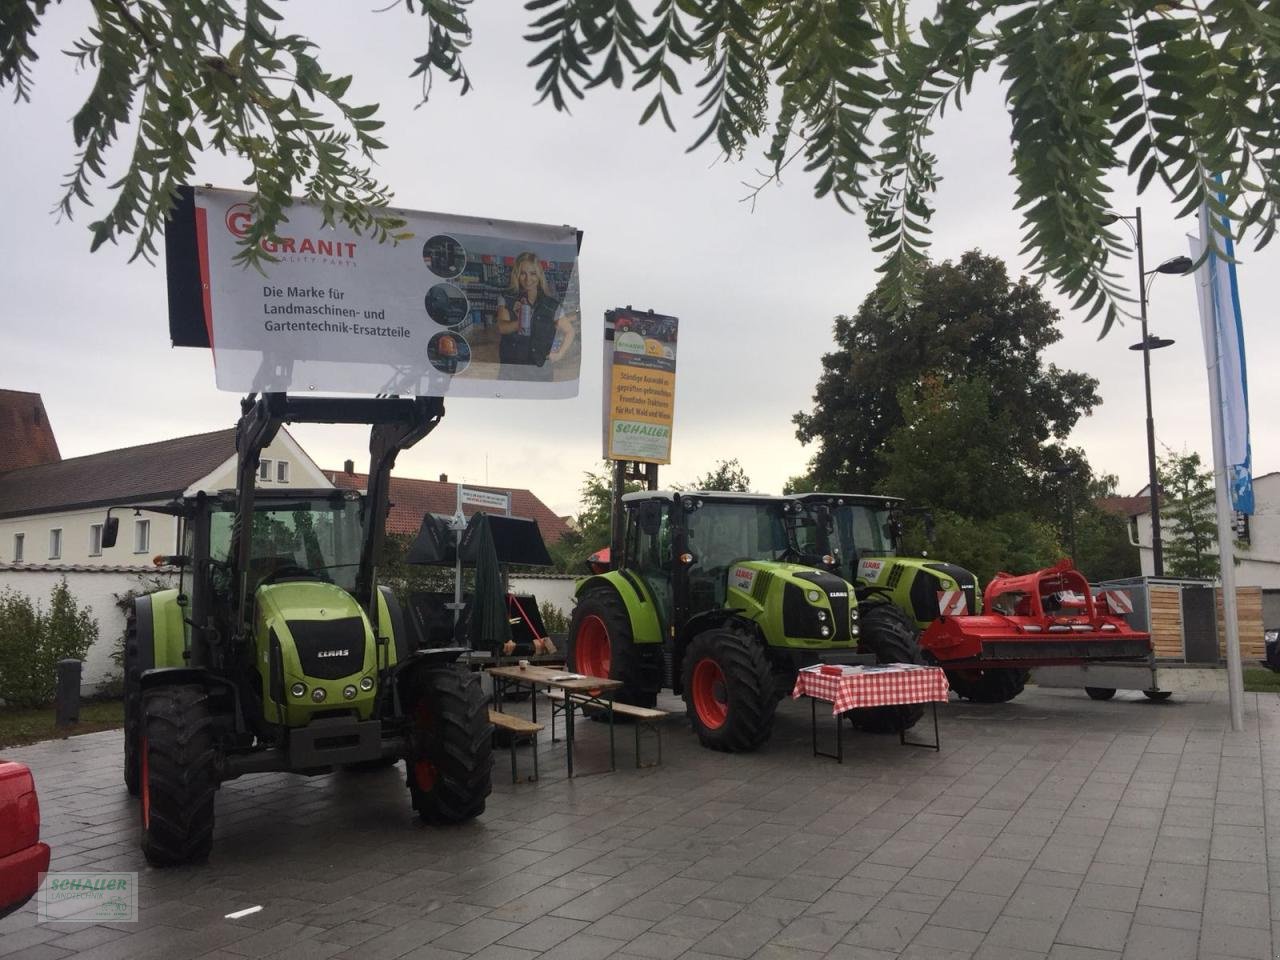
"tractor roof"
621,489,788,505
792,492,904,508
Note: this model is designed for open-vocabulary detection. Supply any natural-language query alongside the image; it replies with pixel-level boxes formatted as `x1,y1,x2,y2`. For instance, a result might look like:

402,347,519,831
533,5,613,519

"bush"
539,599,569,634
0,579,99,707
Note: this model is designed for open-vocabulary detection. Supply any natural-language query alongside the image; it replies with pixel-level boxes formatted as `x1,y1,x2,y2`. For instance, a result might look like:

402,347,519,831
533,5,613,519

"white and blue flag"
1189,204,1253,514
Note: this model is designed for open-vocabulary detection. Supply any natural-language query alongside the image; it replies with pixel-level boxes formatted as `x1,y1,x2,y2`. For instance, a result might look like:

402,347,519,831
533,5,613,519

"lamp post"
1106,207,1193,578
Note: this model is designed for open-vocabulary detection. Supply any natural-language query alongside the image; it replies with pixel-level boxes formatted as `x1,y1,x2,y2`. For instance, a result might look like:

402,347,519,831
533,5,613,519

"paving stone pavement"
2,686,1278,960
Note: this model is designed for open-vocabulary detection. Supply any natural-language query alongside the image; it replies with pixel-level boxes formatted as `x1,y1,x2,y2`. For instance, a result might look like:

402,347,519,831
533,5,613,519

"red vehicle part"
921,560,1151,669
0,760,50,919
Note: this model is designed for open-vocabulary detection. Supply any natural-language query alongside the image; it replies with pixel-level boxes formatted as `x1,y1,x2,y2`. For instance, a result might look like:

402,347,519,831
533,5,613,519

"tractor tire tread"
405,665,493,824
681,627,775,753
123,611,142,796
140,684,218,867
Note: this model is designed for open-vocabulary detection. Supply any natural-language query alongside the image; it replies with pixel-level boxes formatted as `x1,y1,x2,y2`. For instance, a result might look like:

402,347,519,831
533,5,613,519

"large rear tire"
680,628,774,752
123,611,142,797
849,604,925,733
404,665,492,824
567,588,657,707
946,667,1029,703
140,684,218,866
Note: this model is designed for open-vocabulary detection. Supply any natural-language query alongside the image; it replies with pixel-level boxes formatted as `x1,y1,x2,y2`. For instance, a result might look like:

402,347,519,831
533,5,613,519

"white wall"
508,574,576,626
1133,471,1280,587
0,565,175,694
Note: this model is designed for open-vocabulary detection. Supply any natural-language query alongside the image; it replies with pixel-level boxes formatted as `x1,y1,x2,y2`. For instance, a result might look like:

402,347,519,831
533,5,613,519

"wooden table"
487,665,622,778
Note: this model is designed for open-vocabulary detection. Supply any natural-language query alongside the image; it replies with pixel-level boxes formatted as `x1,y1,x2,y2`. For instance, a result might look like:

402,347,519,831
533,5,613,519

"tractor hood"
725,561,858,646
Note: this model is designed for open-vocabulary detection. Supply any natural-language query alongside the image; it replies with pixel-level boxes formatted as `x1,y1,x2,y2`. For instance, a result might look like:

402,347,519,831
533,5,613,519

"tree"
1160,449,1219,579
4,3,1275,327
794,250,1101,494
691,458,751,492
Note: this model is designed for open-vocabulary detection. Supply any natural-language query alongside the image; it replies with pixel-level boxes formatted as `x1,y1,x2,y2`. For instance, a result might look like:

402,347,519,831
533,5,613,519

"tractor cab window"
685,500,790,613
208,498,364,593
825,504,896,582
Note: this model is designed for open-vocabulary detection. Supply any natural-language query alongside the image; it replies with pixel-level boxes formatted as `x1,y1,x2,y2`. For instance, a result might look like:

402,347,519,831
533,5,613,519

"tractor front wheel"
567,589,656,707
123,611,142,796
946,668,1029,703
680,628,774,752
404,665,492,824
849,604,926,733
139,684,218,866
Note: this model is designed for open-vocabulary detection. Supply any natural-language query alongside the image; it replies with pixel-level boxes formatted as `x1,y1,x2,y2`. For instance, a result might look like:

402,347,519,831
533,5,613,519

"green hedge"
0,579,99,707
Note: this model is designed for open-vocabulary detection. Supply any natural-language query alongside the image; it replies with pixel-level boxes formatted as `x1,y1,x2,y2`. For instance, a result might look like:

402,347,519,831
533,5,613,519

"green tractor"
792,493,1028,703
112,393,492,866
567,491,926,752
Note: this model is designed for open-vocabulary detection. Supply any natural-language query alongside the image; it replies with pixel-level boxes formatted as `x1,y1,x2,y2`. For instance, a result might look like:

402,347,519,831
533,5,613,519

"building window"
49,528,62,560
276,460,290,484
134,519,151,554
89,523,104,557
13,533,24,563
259,458,273,482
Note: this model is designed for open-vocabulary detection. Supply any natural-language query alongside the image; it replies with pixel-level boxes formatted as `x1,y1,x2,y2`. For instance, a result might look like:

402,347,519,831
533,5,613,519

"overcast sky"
1,3,1275,519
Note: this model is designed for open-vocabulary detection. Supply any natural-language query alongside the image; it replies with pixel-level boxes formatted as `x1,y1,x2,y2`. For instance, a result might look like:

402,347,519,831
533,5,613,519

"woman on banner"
495,252,575,379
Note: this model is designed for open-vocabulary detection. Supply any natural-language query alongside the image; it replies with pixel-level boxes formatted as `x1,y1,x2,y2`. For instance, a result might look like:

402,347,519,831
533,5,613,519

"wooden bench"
544,690,668,768
488,709,543,783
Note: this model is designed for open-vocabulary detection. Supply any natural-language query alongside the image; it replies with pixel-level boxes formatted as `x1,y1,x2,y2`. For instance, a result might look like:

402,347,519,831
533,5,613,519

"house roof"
1095,495,1149,519
322,469,571,544
0,390,61,473
0,428,236,519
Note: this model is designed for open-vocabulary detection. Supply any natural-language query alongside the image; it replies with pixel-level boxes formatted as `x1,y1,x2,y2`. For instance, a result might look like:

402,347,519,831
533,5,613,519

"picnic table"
487,665,622,778
792,663,949,762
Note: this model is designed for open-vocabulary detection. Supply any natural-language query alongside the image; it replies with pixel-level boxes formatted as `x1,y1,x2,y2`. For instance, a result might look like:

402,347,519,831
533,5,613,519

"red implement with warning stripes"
921,560,1151,669
937,589,968,617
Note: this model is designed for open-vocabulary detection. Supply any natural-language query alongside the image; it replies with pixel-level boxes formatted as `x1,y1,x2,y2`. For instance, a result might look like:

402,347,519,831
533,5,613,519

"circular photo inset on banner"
427,332,471,375
422,234,467,278
424,283,470,328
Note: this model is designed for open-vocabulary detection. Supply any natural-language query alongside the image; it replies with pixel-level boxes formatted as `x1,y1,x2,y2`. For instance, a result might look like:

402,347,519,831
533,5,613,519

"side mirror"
102,516,119,549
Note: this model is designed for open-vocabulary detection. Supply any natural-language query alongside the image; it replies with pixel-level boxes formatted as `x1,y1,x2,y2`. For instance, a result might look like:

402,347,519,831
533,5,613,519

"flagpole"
1194,229,1246,732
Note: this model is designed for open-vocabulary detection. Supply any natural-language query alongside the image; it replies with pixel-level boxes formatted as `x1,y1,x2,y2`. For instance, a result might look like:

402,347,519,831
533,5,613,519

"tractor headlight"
311,687,327,703
817,610,828,622
807,590,821,603
850,606,859,621
820,626,830,637
359,676,374,692
851,625,860,637
343,684,358,700
290,682,306,698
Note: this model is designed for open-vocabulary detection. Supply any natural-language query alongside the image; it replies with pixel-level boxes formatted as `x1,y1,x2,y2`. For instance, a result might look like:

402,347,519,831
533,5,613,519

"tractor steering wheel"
259,564,315,585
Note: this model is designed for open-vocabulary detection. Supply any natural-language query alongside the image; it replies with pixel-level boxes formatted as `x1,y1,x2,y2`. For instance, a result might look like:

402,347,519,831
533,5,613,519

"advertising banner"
602,308,679,463
172,187,582,398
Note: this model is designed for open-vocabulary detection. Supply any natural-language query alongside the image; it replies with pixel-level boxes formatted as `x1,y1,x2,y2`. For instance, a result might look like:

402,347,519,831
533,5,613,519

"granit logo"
223,202,358,263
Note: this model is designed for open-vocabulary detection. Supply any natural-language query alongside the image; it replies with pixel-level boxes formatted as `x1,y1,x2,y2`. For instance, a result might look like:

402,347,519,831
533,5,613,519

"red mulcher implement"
922,559,1152,682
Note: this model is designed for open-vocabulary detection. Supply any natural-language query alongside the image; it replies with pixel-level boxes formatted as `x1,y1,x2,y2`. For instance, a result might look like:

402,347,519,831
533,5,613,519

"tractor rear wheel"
1085,687,1117,700
680,628,775,752
946,668,1029,703
139,684,218,866
123,611,142,797
567,588,656,707
849,604,925,733
404,665,492,823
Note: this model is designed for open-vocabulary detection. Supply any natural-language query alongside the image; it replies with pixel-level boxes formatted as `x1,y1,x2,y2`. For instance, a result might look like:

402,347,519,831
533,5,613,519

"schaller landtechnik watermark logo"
37,872,138,923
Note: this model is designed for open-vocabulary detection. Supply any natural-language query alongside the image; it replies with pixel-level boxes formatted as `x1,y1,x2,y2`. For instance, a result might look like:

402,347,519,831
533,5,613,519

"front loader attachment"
921,560,1152,670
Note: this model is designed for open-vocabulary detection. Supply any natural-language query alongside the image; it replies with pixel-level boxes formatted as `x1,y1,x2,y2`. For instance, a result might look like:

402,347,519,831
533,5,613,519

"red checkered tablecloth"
792,665,949,715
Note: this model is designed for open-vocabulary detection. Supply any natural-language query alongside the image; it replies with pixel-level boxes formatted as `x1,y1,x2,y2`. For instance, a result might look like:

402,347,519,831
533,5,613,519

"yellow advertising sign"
603,309,678,463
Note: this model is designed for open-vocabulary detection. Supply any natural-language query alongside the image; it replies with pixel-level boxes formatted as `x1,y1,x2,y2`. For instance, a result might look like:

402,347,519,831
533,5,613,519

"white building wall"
1133,471,1280,587
0,565,176,694
508,574,576,624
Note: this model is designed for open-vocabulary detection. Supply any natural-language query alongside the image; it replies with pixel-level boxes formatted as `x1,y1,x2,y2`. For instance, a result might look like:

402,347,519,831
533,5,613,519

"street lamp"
1104,207,1193,578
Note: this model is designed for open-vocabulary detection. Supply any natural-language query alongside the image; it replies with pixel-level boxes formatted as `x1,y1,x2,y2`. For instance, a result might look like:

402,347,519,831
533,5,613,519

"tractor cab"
789,493,903,585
